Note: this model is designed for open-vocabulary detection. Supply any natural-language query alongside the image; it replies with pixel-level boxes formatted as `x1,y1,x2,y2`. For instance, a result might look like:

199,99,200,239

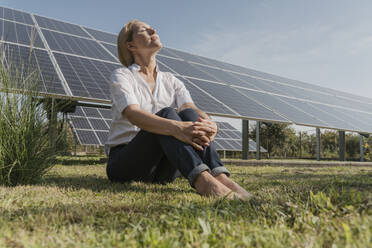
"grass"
0,156,371,247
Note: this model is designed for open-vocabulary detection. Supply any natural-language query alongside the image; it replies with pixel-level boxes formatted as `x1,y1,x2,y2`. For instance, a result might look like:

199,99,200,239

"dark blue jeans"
106,107,230,187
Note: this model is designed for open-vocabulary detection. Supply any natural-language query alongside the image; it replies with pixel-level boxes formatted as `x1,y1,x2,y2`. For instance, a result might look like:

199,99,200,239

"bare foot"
194,171,241,200
215,173,252,201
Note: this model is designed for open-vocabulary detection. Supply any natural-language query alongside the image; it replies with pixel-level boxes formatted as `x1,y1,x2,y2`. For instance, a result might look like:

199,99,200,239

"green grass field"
0,156,371,247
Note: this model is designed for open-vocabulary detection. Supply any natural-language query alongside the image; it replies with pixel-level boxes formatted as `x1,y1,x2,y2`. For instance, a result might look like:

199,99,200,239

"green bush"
0,48,61,186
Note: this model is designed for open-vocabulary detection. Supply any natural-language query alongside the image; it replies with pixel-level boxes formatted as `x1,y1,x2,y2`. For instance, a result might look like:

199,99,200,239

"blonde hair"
117,20,139,67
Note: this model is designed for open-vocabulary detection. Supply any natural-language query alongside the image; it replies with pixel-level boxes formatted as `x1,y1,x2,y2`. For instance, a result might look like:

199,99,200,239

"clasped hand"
175,117,218,151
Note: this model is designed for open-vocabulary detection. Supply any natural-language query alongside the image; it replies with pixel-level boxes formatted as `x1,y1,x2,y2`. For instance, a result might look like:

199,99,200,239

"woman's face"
128,21,162,54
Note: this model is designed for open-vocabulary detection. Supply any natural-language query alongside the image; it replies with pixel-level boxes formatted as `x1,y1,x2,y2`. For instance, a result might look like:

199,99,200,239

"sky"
2,0,372,131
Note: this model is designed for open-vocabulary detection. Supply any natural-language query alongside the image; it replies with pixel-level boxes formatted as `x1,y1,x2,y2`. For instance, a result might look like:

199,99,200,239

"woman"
106,20,251,200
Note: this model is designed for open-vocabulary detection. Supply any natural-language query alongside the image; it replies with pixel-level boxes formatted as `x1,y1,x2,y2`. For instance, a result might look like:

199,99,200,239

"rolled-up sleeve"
110,70,139,113
172,75,194,109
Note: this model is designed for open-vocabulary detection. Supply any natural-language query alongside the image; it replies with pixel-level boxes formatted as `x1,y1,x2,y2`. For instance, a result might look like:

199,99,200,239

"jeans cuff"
211,166,230,177
187,163,211,188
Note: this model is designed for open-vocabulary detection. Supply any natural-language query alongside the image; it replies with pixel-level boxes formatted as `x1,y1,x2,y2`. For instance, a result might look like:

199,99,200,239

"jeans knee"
178,108,199,121
157,107,177,118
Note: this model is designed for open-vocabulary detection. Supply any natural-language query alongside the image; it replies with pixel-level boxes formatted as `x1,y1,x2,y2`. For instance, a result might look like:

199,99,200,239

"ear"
127,41,136,52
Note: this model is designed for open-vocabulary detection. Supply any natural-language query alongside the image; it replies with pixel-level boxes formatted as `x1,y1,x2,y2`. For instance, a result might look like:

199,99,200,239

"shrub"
0,46,62,186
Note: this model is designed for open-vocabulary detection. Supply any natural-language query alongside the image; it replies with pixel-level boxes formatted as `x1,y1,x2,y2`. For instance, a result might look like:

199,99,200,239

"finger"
193,126,214,133
191,141,204,151
193,137,209,147
192,130,208,137
193,122,217,132
198,135,210,144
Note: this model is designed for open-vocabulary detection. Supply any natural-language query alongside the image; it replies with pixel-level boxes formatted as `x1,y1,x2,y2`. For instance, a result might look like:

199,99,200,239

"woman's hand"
172,121,212,151
193,117,218,142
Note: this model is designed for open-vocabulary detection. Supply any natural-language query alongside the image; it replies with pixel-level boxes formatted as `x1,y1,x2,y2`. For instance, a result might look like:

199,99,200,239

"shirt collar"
128,62,159,72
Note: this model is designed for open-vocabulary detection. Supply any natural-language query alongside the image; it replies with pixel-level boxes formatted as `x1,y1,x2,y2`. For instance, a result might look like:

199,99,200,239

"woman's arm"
123,104,213,151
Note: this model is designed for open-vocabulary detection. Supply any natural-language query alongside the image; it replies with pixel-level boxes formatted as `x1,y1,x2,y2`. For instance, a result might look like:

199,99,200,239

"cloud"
188,23,372,98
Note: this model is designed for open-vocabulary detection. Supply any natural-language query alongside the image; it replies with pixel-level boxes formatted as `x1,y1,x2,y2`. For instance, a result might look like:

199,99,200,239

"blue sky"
3,0,372,131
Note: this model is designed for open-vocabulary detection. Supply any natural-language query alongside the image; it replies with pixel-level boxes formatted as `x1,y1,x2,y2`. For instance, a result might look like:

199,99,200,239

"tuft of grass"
0,158,371,247
0,44,63,186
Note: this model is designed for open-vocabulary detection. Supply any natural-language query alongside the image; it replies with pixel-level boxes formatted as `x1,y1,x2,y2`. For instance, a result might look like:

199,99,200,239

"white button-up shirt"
105,63,194,153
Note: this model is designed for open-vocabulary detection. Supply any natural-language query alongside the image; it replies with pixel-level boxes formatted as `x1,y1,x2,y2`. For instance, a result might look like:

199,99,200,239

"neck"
133,53,157,75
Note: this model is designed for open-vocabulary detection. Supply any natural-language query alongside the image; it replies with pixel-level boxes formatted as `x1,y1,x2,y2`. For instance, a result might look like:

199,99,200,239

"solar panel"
0,42,66,94
189,79,289,123
68,106,111,145
34,15,90,38
75,130,100,145
214,121,266,152
2,6,372,136
83,27,117,44
53,52,120,99
235,88,329,127
42,29,116,62
160,47,210,65
157,55,217,82
2,7,34,25
278,96,357,131
1,19,44,48
175,76,236,116
101,43,118,58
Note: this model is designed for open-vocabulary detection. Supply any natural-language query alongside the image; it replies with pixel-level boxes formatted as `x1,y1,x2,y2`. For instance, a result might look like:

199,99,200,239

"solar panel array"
68,106,265,152
2,6,372,139
215,122,266,152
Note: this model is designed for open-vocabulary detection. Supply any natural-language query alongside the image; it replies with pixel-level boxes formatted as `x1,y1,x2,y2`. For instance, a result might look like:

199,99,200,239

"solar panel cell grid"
54,52,120,99
75,130,100,145
101,43,118,58
157,56,217,82
34,15,90,38
96,131,109,144
190,79,289,122
176,77,235,116
2,7,34,25
89,118,109,130
162,47,210,65
83,27,117,44
0,43,65,94
42,29,116,61
279,97,357,131
70,117,91,129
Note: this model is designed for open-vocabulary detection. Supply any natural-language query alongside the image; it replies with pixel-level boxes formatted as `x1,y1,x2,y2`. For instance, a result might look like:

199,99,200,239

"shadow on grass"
54,157,108,166
40,174,193,194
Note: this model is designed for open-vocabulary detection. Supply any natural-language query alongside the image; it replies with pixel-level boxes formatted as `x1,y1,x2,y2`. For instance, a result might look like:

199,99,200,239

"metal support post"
242,119,249,160
256,121,261,160
316,128,321,161
299,131,302,159
339,131,345,161
360,135,364,162
47,98,58,152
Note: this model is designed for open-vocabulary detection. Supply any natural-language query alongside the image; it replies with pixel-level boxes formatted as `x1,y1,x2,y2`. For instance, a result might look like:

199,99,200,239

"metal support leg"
360,135,364,162
299,131,302,159
256,121,261,160
339,131,345,161
47,98,58,152
242,120,249,160
316,128,320,161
